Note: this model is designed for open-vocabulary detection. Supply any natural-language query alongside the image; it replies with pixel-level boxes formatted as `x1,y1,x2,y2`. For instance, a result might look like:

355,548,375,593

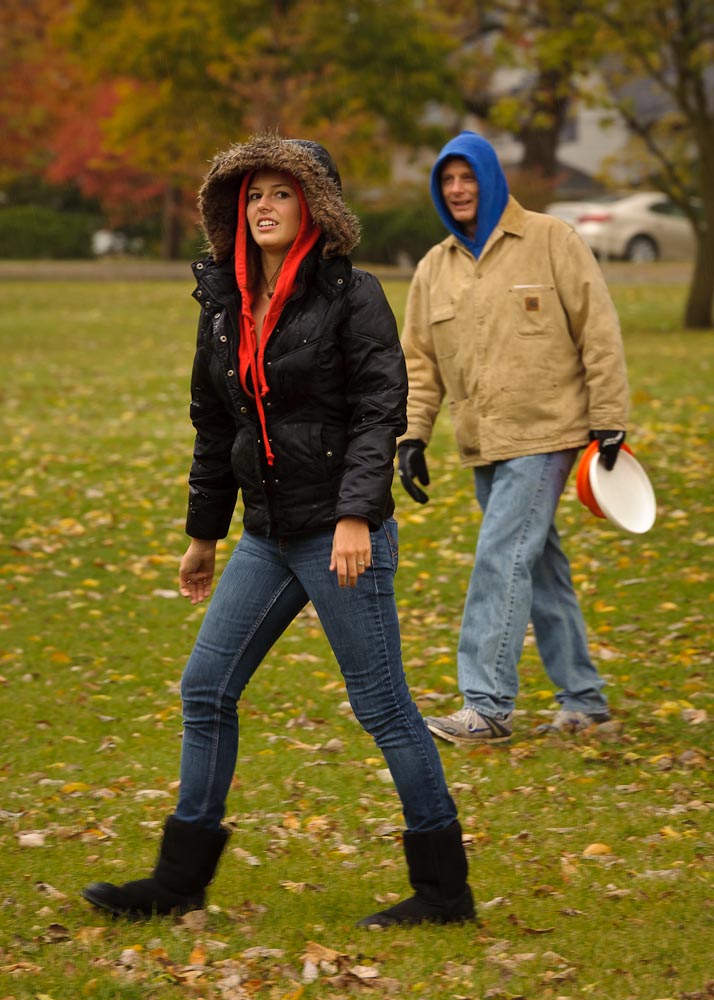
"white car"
545,192,696,262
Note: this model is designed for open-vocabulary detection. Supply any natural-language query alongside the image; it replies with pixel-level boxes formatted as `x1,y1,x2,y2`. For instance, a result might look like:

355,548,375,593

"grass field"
0,270,712,999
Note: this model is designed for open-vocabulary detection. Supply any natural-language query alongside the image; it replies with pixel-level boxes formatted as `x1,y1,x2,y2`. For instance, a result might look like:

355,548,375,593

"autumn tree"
44,81,168,228
64,0,458,258
577,0,714,329
0,0,72,186
444,0,714,328
437,0,593,207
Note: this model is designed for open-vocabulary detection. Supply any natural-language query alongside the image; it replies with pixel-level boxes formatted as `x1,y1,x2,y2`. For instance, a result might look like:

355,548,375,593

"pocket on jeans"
379,518,399,571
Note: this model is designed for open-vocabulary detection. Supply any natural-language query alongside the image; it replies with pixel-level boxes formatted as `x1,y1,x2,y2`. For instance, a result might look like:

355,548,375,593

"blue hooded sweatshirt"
430,131,510,260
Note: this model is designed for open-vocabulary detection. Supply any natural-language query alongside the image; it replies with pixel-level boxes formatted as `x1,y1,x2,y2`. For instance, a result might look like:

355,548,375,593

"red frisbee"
577,440,656,534
576,440,633,519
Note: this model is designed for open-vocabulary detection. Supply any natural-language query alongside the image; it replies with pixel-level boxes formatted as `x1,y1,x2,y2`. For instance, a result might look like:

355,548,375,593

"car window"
650,201,686,217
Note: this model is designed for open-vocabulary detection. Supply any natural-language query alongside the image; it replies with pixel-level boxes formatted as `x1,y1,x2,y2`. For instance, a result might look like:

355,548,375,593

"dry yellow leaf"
303,941,343,965
659,826,681,839
188,944,207,966
582,842,613,857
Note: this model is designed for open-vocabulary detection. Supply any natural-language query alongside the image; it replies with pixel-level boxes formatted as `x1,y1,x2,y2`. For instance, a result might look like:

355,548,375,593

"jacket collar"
191,255,237,309
498,195,527,237
192,250,351,308
443,196,527,259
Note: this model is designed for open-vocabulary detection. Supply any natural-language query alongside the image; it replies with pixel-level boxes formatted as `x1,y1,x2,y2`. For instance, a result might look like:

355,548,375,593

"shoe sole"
534,714,611,735
81,887,194,920
426,723,512,745
82,887,140,918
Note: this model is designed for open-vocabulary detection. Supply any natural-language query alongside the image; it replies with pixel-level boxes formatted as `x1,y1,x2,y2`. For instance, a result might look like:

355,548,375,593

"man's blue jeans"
175,519,457,833
458,451,609,719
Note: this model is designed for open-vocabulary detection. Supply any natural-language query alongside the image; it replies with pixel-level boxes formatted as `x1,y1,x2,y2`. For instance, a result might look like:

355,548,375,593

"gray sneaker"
535,709,611,734
425,707,513,745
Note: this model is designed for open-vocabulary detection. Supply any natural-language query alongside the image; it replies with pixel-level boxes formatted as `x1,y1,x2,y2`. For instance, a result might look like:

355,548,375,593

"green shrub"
0,205,101,259
353,201,445,265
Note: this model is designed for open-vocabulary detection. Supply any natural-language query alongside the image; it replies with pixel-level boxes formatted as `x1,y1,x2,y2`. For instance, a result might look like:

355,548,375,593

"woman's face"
246,169,302,255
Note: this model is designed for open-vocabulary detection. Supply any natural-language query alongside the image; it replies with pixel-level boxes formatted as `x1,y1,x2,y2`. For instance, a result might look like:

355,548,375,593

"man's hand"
397,439,430,504
179,538,218,604
330,517,371,588
589,430,626,471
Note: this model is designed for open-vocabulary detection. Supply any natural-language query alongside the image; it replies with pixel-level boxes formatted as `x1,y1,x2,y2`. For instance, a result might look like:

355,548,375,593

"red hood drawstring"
234,173,322,466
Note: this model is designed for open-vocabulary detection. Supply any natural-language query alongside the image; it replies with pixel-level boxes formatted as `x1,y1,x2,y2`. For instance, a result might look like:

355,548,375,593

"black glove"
397,439,430,504
589,429,626,471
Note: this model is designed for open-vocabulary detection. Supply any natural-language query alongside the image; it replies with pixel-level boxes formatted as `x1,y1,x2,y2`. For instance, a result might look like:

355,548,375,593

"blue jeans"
457,451,608,718
176,519,456,833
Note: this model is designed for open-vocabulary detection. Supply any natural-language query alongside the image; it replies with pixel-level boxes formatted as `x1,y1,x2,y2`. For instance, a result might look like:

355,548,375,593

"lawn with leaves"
0,271,712,1000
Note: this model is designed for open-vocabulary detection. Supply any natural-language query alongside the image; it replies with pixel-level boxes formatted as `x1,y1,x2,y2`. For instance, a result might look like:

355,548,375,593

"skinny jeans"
176,518,457,833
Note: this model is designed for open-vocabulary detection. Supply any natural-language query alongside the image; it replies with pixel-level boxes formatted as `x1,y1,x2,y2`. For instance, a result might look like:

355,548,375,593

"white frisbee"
589,449,656,534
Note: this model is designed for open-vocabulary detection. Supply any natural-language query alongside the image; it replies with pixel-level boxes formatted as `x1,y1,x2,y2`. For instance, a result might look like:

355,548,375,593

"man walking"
397,131,629,744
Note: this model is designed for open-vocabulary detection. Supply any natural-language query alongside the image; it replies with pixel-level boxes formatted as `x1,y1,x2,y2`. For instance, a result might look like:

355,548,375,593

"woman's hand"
330,516,371,588
179,538,218,604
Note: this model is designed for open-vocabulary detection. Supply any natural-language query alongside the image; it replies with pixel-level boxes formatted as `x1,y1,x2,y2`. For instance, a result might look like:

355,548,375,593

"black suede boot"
357,820,475,928
82,816,230,918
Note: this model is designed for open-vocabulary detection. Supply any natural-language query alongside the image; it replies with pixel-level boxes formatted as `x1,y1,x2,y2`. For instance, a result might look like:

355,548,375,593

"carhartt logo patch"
525,296,540,311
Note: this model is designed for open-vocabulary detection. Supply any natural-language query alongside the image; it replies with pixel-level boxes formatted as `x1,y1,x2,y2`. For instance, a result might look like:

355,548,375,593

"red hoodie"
233,172,322,466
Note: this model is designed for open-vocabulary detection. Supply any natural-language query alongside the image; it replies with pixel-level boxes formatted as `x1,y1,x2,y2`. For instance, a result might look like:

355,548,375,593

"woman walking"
82,133,474,928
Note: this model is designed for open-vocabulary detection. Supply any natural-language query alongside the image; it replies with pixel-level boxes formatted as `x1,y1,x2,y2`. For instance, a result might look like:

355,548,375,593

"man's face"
440,158,479,237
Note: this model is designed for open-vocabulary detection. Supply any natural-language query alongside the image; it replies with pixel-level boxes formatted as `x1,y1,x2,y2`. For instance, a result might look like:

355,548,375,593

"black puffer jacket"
186,135,407,539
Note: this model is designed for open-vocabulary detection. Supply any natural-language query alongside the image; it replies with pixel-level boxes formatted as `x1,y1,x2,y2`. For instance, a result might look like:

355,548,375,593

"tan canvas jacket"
401,196,629,467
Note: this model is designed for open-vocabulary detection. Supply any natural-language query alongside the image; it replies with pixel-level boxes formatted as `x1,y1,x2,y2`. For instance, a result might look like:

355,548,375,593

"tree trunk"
519,127,561,178
685,126,714,329
518,68,570,178
161,185,184,261
684,231,714,329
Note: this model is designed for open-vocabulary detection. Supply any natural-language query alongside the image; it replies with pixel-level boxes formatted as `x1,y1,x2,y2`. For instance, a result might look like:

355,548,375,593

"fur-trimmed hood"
198,133,361,264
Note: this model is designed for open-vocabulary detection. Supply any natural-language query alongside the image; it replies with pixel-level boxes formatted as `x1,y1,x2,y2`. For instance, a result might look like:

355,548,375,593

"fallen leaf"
481,896,511,909
507,913,554,934
540,966,578,984
0,962,43,974
188,944,207,966
42,923,71,943
302,958,319,983
35,881,67,899
582,842,613,857
349,965,380,979
18,832,45,847
682,708,708,725
303,942,343,965
280,881,325,893
75,926,108,943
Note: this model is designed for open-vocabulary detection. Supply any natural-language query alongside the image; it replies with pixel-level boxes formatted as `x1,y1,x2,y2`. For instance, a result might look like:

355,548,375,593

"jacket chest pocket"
429,302,458,358
269,339,329,401
507,284,558,336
